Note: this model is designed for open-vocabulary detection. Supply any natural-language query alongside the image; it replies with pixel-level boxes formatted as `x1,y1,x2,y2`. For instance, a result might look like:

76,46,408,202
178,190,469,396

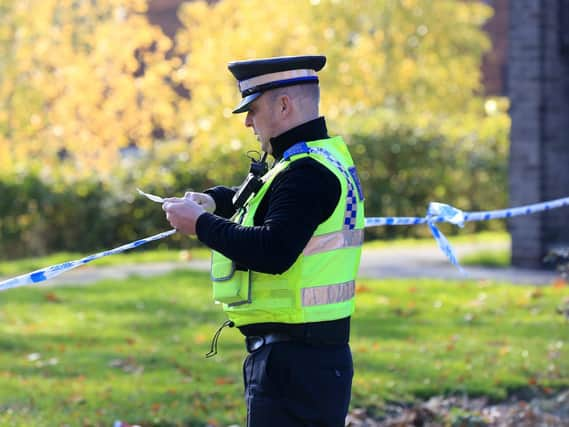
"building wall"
508,0,569,268
147,0,184,38
541,1,569,259
480,0,509,95
147,0,219,38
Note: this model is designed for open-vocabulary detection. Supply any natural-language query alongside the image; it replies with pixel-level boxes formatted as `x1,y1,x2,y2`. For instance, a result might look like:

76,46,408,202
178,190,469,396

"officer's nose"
244,111,253,128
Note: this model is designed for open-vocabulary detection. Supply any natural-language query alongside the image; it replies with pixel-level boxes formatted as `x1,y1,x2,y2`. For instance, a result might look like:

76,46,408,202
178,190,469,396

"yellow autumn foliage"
173,0,494,181
0,0,177,180
0,0,497,185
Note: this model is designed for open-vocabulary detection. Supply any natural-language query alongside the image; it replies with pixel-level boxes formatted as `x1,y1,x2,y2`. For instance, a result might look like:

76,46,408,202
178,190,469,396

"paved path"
358,241,558,285
6,240,559,288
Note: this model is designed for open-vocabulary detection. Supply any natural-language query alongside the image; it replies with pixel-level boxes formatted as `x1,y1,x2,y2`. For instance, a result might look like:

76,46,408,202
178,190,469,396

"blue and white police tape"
1,194,568,291
365,195,569,272
0,229,177,291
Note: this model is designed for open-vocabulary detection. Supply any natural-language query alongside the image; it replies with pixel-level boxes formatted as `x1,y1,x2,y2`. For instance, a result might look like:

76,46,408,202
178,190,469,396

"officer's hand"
184,191,216,213
162,198,206,235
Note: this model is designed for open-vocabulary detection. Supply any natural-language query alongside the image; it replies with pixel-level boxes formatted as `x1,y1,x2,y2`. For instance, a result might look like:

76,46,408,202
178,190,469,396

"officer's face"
244,93,283,154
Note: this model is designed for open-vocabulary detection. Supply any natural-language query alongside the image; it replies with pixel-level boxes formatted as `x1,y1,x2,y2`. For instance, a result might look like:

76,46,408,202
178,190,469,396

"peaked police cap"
228,55,326,114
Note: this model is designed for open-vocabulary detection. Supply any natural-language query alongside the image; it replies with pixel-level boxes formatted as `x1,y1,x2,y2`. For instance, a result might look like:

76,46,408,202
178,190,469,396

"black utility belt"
244,332,348,353
245,333,292,352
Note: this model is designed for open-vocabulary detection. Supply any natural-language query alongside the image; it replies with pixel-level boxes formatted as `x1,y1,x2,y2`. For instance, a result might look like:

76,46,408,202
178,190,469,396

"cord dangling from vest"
205,320,235,358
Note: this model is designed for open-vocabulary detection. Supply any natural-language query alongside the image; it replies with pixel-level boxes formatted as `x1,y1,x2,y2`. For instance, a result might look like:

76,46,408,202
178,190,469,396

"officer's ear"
278,94,293,117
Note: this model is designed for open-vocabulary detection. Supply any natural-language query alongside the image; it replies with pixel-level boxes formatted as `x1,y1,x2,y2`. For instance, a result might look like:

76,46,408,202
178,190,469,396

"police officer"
163,55,365,426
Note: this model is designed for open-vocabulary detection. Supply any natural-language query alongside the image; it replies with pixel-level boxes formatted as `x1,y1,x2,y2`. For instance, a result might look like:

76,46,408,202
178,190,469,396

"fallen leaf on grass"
466,294,487,308
68,395,86,405
176,364,192,376
214,377,235,385
44,292,62,303
488,340,508,347
376,295,390,305
347,391,569,426
499,346,511,356
179,250,192,261
556,298,569,320
113,421,142,427
194,334,207,344
108,357,143,374
27,353,41,362
392,307,418,317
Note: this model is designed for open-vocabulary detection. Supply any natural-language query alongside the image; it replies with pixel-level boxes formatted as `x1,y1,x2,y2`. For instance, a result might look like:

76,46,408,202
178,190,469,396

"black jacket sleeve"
196,159,341,274
204,186,237,219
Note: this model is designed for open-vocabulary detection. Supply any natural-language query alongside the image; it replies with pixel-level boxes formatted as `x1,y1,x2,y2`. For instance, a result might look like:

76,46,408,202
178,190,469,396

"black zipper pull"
205,320,235,358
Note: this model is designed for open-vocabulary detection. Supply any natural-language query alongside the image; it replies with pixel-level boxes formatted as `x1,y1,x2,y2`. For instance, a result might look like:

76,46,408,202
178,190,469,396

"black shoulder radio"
232,152,269,210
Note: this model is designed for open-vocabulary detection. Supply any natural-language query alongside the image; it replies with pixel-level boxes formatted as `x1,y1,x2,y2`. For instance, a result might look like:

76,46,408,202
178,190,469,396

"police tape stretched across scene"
0,194,568,291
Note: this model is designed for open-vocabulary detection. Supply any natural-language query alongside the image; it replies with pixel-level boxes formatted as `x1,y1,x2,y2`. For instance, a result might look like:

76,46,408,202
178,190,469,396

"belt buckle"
245,336,265,353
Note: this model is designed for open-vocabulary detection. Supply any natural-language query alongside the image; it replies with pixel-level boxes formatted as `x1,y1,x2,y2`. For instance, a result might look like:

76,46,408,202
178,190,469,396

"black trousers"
243,341,353,427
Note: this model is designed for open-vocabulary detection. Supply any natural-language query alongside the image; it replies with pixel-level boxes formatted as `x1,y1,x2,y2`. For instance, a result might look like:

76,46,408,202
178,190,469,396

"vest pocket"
212,276,249,304
211,251,251,305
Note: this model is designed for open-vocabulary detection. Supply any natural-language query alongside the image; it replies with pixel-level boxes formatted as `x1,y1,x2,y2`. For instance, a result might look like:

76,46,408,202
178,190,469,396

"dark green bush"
0,169,212,260
349,128,507,240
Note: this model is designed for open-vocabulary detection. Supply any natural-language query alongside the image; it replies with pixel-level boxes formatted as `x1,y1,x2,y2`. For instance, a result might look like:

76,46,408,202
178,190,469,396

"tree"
174,0,494,158
0,0,178,180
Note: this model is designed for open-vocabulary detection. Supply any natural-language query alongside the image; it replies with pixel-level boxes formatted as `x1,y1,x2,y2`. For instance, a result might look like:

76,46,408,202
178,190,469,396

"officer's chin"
260,141,272,155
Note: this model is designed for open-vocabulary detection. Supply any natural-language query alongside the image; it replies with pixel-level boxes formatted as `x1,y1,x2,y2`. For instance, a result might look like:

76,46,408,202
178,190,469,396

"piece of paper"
137,188,165,203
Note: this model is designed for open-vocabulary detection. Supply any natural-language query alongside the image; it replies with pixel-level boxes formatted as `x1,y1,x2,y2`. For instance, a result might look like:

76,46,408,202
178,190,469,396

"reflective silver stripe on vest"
301,281,355,306
303,229,363,256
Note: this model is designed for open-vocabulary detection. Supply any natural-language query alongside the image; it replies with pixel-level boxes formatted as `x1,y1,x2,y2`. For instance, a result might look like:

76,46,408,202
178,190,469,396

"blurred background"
0,0,566,268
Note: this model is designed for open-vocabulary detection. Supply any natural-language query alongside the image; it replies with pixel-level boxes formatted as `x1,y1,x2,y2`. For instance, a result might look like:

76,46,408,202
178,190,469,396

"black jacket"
196,117,340,273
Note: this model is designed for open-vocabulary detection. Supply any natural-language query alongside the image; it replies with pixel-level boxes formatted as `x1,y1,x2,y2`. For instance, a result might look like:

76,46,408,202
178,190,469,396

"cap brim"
232,92,262,114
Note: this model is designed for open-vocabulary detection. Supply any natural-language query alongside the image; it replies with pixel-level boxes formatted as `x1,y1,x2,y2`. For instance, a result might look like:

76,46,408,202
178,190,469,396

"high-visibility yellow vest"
210,136,365,327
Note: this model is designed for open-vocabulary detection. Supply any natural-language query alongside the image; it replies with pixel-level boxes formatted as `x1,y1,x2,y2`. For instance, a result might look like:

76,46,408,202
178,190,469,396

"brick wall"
508,0,569,268
542,1,569,258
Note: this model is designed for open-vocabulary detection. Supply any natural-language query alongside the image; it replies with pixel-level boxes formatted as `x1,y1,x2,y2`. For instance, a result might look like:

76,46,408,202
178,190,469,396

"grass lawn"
461,248,511,268
0,270,567,426
362,231,509,250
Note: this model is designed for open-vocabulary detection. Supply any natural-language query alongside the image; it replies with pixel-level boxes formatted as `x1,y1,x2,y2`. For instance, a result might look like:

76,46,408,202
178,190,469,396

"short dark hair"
269,83,320,108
